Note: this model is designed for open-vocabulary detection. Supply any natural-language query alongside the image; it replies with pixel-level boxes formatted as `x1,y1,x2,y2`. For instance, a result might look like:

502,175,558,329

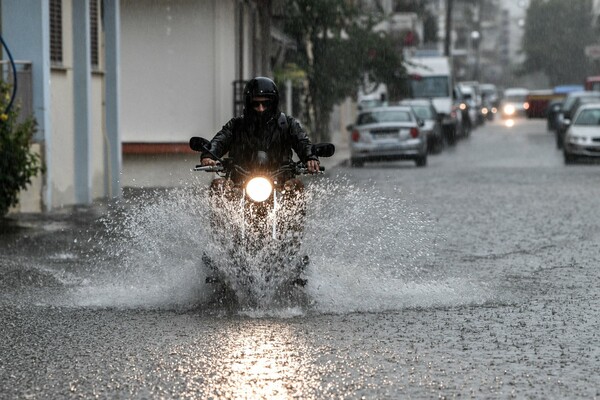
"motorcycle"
189,136,335,305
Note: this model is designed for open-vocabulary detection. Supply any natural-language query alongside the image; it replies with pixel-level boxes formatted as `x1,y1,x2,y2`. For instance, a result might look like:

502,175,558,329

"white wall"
47,0,107,208
120,0,238,143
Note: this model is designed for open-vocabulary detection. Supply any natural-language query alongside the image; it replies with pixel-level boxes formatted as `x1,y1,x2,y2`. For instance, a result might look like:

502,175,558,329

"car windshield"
574,108,600,126
563,94,589,110
505,95,527,103
411,105,435,120
359,99,383,109
410,76,450,98
357,110,412,125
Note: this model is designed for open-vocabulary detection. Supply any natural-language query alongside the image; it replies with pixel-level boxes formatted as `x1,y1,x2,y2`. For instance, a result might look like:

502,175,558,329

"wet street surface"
1,119,600,398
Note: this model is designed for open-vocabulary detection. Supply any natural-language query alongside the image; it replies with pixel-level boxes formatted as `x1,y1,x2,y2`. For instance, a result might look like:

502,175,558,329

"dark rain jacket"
202,113,318,171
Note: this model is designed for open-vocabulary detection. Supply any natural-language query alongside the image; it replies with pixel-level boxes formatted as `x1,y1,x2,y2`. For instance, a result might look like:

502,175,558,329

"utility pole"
256,0,272,77
444,0,453,57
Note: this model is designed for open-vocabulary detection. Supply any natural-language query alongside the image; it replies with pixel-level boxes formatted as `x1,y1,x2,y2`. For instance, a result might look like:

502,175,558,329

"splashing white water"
64,176,493,314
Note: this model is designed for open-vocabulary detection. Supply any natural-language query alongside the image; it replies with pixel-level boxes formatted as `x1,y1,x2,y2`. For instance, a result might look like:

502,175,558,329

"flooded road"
1,119,599,398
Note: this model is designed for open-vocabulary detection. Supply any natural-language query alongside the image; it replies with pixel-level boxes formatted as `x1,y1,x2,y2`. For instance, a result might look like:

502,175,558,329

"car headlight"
503,104,515,115
568,135,586,144
246,177,272,202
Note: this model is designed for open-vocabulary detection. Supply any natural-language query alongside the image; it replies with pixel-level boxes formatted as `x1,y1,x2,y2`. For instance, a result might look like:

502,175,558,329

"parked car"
347,106,427,167
555,91,600,148
454,84,477,135
546,99,563,131
480,83,500,116
457,81,485,125
500,88,529,118
563,103,600,164
399,99,444,154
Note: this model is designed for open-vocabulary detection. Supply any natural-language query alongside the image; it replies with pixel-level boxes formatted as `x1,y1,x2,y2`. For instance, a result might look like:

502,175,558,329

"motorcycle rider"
200,77,320,189
200,77,319,287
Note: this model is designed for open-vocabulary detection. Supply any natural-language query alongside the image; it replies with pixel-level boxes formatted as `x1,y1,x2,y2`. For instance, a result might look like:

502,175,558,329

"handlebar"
192,162,324,175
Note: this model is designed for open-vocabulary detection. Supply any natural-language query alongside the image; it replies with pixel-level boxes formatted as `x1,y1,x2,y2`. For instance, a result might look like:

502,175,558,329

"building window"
90,0,99,68
50,0,63,65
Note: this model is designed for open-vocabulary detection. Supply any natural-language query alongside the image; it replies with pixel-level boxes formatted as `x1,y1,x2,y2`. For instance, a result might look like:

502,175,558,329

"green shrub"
0,80,43,216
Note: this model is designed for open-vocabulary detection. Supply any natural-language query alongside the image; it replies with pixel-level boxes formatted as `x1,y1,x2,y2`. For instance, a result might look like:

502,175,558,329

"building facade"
1,0,268,211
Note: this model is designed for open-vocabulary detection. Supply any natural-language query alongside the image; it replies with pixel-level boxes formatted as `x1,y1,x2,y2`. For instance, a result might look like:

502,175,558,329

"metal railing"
1,60,33,123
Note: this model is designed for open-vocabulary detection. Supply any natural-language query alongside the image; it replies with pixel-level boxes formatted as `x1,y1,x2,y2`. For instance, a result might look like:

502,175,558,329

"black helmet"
243,77,279,112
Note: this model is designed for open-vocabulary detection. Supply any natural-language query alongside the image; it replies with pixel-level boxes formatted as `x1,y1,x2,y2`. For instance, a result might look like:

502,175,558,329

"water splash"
62,176,492,314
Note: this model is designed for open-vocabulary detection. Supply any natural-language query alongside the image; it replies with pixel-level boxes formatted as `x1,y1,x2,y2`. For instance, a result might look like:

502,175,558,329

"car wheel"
432,137,443,154
350,158,364,167
556,133,563,149
563,150,576,165
415,155,427,167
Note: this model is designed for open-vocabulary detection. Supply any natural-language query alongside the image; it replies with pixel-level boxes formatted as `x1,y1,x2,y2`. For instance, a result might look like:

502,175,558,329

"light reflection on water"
60,176,493,314
199,322,318,399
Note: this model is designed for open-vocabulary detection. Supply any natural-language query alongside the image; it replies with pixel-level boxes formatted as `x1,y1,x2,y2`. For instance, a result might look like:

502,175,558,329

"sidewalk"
320,129,349,170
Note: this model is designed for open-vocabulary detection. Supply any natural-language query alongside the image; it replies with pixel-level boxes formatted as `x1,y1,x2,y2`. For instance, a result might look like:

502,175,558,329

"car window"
574,109,600,126
410,76,450,98
357,110,413,125
411,106,435,120
505,95,526,102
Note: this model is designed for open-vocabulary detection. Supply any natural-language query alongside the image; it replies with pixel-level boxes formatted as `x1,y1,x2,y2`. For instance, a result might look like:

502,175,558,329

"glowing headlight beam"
504,104,516,116
246,177,273,202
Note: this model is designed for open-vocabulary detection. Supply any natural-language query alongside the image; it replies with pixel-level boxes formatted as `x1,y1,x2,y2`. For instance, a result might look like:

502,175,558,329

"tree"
282,0,405,142
521,0,595,86
0,81,43,216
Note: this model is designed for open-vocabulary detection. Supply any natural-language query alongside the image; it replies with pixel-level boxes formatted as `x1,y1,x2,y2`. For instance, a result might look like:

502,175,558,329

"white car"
347,106,427,167
500,88,530,118
563,103,600,164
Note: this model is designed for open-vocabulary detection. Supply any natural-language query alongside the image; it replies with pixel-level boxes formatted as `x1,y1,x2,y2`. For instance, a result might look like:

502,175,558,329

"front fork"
240,188,279,241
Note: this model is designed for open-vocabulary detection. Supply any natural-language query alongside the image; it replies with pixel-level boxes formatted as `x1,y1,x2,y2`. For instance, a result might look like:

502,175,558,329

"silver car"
563,103,600,164
348,106,427,167
400,99,444,154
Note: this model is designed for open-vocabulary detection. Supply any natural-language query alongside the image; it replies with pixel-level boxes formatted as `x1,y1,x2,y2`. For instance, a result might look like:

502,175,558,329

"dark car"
556,91,600,149
399,99,444,154
546,99,563,131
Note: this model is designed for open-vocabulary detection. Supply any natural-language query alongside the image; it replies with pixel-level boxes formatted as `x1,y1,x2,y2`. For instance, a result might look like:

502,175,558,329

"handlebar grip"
193,165,223,172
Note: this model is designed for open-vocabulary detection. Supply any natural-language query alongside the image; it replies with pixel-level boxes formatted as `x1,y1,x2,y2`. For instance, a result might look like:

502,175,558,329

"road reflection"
201,321,318,398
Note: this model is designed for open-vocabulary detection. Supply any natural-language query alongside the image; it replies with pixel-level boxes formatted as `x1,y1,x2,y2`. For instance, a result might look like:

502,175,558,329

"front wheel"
563,150,576,165
556,132,563,149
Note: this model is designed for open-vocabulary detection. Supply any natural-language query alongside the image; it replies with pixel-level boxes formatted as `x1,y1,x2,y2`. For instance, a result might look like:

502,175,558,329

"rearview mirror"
312,143,336,157
189,136,210,152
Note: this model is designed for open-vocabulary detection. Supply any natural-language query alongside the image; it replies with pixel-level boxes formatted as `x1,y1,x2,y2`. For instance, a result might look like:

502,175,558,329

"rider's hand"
306,159,320,174
201,157,217,167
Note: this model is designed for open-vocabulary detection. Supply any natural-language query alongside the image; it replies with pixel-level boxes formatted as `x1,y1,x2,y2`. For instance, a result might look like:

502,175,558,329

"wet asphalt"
1,118,600,399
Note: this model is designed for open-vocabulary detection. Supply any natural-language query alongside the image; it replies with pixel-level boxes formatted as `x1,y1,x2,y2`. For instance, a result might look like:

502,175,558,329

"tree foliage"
281,0,405,141
521,0,595,86
0,81,43,216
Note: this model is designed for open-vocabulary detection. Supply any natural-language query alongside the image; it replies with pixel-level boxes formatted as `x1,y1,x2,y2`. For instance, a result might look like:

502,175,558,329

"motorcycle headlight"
245,177,272,202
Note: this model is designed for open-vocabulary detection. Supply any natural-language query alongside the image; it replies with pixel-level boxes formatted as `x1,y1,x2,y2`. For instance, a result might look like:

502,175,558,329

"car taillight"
410,127,419,138
351,130,360,142
523,102,530,110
